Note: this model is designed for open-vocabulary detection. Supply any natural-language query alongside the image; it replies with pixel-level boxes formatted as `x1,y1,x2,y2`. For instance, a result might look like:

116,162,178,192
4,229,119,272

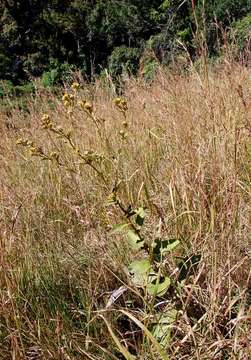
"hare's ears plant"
110,205,181,297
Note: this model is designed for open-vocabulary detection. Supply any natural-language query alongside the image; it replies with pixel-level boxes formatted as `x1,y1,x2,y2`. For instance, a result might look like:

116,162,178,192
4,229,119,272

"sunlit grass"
0,61,250,359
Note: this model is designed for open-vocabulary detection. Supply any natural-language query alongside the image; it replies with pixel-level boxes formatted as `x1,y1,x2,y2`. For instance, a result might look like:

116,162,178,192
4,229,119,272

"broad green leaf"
146,276,171,297
152,309,178,349
127,229,144,251
135,207,146,228
119,310,170,360
111,222,130,234
153,238,180,261
178,254,201,282
128,259,152,286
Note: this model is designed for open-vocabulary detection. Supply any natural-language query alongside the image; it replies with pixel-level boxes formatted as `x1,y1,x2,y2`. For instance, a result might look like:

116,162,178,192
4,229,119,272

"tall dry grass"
0,61,250,359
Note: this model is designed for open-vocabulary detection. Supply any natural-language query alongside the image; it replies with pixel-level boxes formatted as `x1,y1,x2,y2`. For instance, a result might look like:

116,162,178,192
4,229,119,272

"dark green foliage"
0,47,12,79
0,80,35,98
41,61,76,87
197,0,251,24
140,56,159,83
147,30,181,65
13,82,35,97
0,80,14,98
0,0,250,89
231,13,251,52
195,0,251,54
108,46,141,77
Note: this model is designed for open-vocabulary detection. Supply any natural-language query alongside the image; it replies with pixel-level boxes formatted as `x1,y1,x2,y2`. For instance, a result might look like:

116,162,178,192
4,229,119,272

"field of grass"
0,60,250,359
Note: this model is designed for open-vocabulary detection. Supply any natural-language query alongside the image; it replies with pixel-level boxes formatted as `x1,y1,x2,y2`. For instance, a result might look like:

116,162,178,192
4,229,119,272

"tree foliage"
0,0,250,86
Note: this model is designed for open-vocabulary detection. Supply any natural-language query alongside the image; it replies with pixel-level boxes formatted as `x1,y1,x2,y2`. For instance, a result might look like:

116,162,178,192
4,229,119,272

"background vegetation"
0,0,250,89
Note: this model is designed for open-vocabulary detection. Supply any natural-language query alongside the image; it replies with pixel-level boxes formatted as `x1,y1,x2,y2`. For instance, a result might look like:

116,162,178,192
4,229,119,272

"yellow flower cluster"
61,83,80,110
41,114,53,129
71,82,80,91
79,100,93,114
119,129,127,140
106,192,117,206
16,138,44,157
49,151,60,162
16,136,60,163
113,97,128,112
62,93,75,108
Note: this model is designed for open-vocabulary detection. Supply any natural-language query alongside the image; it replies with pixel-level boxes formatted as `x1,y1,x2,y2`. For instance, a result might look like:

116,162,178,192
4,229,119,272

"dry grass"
0,61,250,359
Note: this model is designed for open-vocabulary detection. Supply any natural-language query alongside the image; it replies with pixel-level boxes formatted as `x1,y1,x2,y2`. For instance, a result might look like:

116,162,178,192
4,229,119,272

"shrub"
140,54,159,83
146,31,180,65
0,52,12,79
108,46,142,78
0,80,14,98
231,13,251,52
41,62,75,87
13,82,35,97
